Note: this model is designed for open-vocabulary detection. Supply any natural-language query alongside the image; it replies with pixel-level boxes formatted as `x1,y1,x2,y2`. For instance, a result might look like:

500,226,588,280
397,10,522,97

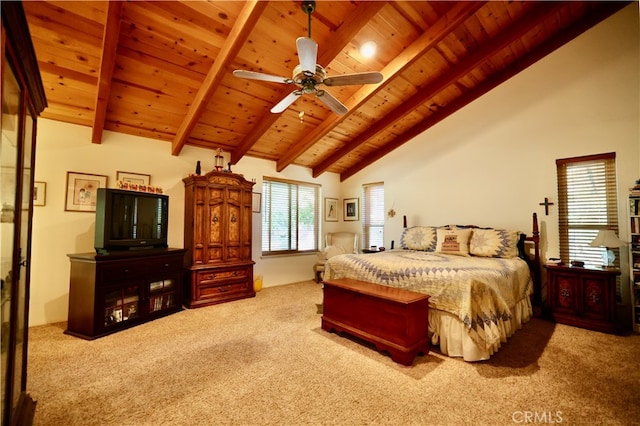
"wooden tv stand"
321,278,430,366
66,248,186,339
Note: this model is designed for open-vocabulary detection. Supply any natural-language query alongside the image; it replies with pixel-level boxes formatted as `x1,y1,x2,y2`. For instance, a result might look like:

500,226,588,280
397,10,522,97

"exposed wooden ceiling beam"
316,1,561,178
91,1,123,144
339,1,630,182
276,0,485,174
230,1,386,165
171,0,268,156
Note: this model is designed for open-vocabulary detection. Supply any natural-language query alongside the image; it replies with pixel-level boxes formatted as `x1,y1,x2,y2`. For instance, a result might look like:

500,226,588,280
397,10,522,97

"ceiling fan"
233,0,383,115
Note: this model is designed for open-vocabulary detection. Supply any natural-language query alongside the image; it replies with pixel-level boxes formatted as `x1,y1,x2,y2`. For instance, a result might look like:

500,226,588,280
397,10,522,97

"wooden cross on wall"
539,197,555,215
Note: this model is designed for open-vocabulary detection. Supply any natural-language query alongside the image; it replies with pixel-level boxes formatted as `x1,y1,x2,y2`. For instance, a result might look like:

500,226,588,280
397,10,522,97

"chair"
314,232,358,283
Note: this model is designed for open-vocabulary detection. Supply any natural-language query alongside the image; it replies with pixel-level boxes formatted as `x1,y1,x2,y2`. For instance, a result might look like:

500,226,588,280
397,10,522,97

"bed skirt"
429,296,532,362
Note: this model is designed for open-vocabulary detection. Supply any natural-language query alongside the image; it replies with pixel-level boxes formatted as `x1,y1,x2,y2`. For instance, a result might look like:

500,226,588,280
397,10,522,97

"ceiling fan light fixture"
360,41,377,59
233,0,383,115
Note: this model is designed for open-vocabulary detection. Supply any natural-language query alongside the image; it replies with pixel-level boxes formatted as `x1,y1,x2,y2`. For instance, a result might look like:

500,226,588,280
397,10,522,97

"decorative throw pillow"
400,226,437,251
435,228,472,256
324,245,346,260
470,228,520,258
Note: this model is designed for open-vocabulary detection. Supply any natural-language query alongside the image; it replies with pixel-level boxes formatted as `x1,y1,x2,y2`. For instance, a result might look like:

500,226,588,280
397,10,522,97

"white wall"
30,126,342,326
30,4,638,326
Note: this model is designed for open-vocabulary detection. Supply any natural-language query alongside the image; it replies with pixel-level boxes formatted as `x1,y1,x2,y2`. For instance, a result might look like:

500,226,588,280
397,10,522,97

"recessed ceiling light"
360,41,377,59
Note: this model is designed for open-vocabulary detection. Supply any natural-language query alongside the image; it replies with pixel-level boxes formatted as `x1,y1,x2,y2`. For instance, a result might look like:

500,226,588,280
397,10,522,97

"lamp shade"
589,230,626,248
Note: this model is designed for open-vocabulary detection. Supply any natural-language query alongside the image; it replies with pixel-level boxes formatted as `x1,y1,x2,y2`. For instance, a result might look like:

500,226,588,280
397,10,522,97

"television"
95,188,169,254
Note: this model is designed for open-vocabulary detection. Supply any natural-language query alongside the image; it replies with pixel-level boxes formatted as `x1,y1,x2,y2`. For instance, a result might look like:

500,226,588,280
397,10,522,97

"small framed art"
343,198,359,221
33,181,46,206
252,192,261,213
116,171,150,186
324,197,338,222
65,172,108,212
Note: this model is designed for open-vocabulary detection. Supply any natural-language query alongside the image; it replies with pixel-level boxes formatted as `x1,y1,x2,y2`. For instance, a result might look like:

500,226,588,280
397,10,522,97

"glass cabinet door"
1,49,37,426
103,285,141,328
148,278,177,314
1,3,47,423
1,48,23,424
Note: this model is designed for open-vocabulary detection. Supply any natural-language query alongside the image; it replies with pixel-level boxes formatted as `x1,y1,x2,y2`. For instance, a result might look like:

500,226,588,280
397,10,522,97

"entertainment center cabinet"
183,170,255,308
66,248,186,340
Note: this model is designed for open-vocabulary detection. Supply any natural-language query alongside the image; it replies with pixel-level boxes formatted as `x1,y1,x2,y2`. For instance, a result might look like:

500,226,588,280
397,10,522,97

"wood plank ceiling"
23,1,630,181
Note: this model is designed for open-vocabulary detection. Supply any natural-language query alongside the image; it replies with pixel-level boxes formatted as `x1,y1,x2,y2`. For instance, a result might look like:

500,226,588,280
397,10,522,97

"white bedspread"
324,250,533,361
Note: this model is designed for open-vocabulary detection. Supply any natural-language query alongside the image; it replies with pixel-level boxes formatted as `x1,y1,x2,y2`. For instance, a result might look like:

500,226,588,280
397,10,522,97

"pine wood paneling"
22,0,631,180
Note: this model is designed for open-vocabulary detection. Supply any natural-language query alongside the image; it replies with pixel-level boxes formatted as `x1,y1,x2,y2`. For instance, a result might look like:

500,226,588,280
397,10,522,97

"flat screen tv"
95,188,169,254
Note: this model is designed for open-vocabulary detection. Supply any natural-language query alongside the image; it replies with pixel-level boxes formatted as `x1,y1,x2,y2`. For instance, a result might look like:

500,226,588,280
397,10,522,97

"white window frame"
261,177,320,255
362,182,385,249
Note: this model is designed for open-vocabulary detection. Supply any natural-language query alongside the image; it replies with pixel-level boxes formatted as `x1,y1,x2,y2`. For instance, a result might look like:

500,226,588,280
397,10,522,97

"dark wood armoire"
183,170,255,308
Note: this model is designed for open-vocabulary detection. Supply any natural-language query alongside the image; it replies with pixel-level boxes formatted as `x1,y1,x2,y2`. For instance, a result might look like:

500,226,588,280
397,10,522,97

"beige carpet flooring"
27,280,640,425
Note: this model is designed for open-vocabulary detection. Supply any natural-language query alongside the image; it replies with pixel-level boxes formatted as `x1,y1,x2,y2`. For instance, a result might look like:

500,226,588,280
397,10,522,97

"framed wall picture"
252,192,261,213
116,171,150,186
65,172,108,212
33,181,46,206
343,198,359,221
324,197,338,222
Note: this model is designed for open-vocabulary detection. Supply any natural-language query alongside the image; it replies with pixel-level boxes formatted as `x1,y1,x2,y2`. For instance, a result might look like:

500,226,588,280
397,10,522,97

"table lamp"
589,230,626,267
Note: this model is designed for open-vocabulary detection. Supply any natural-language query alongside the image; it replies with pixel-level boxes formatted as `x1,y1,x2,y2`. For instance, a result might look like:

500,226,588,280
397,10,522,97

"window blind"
261,177,320,255
557,152,618,268
362,182,384,249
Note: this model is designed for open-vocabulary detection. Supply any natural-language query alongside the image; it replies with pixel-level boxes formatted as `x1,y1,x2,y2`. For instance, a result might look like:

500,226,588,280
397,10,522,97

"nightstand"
545,264,621,334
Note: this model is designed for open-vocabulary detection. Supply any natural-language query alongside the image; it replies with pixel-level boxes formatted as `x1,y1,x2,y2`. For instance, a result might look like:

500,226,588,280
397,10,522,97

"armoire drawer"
196,267,250,284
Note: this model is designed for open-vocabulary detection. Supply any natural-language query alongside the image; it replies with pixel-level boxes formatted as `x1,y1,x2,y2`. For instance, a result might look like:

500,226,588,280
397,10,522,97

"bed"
324,213,541,362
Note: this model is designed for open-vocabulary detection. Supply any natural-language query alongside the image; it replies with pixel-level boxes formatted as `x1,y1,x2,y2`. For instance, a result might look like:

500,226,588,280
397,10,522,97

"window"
556,152,619,268
261,177,320,255
362,182,384,249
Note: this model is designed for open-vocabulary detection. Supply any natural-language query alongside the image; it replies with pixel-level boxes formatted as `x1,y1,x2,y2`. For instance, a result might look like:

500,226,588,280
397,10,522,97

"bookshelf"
630,194,640,332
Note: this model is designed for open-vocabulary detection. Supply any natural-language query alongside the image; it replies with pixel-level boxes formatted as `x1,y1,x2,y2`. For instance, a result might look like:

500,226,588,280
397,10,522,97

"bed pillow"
470,228,520,258
435,228,472,256
400,226,437,251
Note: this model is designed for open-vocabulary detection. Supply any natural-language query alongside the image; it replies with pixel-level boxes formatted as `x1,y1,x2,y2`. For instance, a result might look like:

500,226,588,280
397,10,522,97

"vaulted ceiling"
23,1,630,181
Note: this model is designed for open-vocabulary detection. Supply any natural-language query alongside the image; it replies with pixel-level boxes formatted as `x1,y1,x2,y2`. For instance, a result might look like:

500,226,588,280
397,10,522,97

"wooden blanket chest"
321,278,430,365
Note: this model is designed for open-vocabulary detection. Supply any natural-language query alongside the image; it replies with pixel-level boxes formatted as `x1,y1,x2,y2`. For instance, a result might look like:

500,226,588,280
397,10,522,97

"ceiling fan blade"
322,71,384,87
271,91,302,113
233,70,292,84
296,37,318,75
315,90,348,115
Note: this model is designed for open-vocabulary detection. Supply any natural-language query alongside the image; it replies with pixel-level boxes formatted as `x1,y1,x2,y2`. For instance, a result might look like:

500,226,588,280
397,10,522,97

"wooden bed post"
528,212,543,315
